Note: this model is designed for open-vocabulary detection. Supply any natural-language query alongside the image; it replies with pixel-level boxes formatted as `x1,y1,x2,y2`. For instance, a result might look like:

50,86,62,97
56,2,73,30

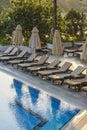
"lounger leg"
50,79,54,84
86,92,87,96
68,85,70,88
12,64,14,66
38,74,43,79
60,79,64,85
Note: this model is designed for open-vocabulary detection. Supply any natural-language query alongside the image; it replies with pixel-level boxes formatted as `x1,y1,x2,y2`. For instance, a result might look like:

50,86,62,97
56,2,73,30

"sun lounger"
17,54,49,70
48,66,85,84
7,53,37,66
26,59,61,74
1,47,19,57
37,62,72,78
64,75,87,91
64,45,83,56
0,50,27,62
0,47,19,61
0,46,14,56
7,47,19,56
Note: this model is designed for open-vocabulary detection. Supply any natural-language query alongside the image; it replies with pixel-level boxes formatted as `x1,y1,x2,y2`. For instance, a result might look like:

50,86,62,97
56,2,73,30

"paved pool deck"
0,55,87,130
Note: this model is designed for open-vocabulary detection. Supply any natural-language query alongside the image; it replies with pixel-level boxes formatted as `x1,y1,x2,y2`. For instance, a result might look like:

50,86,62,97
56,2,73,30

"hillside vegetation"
57,0,87,13
0,0,10,11
0,0,87,13
0,0,86,45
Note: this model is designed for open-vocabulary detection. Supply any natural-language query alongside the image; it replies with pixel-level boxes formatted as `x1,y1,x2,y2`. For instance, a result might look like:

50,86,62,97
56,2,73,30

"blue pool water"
0,71,79,130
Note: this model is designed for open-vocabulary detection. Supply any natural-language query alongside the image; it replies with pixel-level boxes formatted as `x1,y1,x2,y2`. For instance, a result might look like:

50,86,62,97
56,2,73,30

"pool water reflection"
13,79,79,130
0,71,79,130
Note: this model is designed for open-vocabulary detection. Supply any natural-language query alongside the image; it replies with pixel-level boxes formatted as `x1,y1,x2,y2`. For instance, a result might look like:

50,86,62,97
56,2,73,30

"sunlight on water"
22,84,29,93
22,89,52,115
56,100,78,122
0,72,22,130
59,100,77,111
21,89,35,109
35,92,53,119
0,72,41,130
20,84,53,119
0,71,16,100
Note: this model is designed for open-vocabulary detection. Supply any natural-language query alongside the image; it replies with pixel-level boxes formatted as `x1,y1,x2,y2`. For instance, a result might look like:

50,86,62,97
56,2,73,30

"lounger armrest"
71,74,85,79
24,59,37,63
7,54,17,56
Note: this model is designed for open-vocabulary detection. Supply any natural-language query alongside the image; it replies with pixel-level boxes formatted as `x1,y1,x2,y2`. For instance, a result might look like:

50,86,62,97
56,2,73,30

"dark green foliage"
0,0,86,45
0,0,62,45
65,9,87,41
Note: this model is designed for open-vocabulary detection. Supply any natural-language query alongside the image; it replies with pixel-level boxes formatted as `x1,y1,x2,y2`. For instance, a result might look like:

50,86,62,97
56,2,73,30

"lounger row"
0,46,31,62
0,46,87,95
0,46,14,56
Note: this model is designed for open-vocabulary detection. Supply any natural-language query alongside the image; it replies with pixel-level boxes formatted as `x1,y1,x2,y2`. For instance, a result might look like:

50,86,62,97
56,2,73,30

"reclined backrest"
71,66,85,75
4,46,14,54
59,62,72,71
9,47,19,55
17,51,27,58
27,53,37,61
48,59,60,67
38,55,49,64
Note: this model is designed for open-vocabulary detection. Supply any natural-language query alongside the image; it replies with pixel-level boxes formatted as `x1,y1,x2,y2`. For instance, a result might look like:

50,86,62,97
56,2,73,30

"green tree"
0,0,62,45
65,9,86,40
0,1,51,44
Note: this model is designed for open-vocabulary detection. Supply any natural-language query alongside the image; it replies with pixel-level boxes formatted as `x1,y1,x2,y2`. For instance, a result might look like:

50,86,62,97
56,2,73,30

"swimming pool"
0,71,79,130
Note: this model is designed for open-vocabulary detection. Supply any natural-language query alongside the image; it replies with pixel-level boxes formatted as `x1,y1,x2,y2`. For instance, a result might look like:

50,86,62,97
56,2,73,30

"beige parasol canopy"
12,24,23,46
52,30,63,55
29,27,41,52
80,38,87,61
